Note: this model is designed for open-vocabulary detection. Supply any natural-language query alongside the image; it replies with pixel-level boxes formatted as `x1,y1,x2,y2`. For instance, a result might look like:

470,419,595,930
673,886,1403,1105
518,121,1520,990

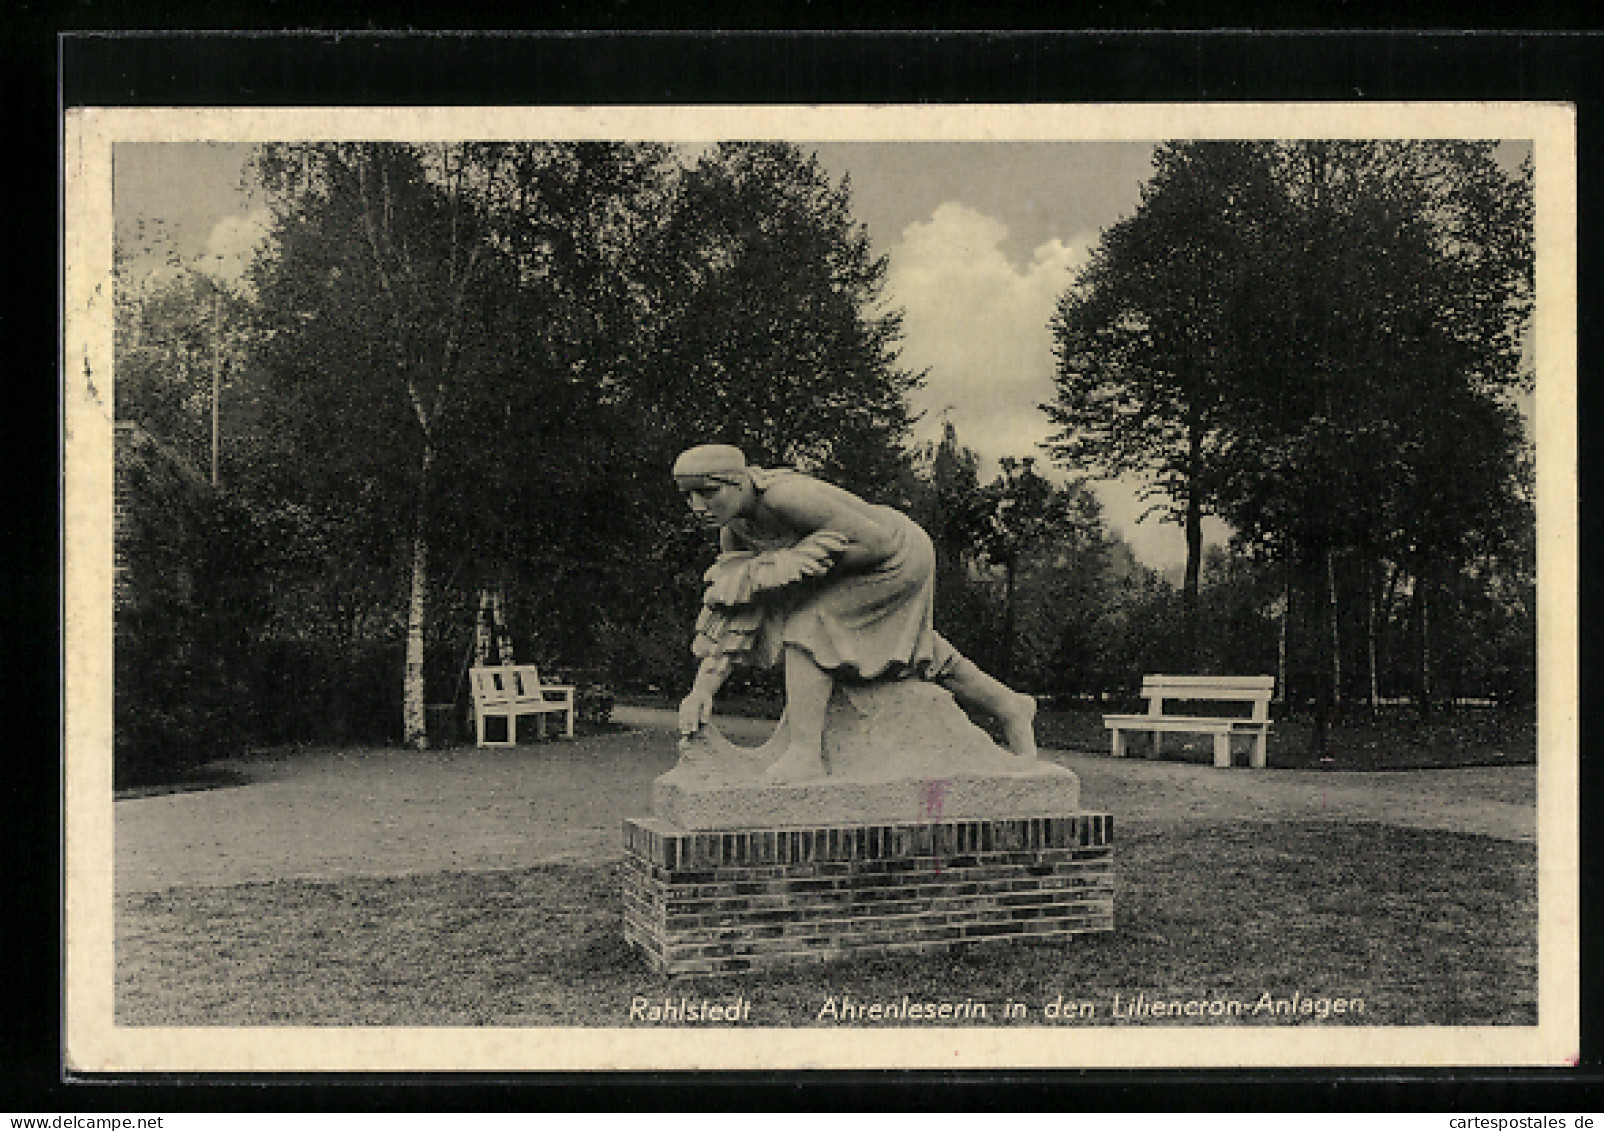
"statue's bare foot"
765,744,828,782
1000,692,1039,760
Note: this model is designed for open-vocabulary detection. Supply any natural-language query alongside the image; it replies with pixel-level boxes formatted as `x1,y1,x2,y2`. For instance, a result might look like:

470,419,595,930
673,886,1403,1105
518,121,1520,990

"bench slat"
1143,674,1275,690
1106,717,1269,731
1139,687,1274,701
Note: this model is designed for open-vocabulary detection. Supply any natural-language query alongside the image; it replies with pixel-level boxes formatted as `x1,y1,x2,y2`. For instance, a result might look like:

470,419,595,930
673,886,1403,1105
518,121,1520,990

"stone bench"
1104,674,1275,768
469,664,575,746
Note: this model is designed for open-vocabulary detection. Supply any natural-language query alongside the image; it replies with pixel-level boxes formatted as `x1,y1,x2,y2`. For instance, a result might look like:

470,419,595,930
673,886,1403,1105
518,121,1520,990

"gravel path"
115,706,1537,895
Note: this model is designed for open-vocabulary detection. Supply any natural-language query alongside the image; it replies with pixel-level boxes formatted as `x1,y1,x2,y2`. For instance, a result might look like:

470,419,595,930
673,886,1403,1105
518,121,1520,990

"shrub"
576,684,615,726
114,429,268,788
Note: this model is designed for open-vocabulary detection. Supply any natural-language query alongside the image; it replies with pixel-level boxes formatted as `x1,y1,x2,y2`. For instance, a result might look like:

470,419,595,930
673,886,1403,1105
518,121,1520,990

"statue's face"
682,477,749,528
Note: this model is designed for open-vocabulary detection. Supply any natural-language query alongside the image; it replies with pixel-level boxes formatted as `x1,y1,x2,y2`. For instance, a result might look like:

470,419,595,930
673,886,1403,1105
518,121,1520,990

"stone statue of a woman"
672,443,1038,782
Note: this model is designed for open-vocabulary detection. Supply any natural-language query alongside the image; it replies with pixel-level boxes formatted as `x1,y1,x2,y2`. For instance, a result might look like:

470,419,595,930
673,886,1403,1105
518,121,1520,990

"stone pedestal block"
653,681,1082,830
622,812,1114,976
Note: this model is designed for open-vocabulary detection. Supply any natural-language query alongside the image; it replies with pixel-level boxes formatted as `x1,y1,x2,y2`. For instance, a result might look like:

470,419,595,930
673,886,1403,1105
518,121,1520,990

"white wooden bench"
469,664,575,747
1104,675,1275,768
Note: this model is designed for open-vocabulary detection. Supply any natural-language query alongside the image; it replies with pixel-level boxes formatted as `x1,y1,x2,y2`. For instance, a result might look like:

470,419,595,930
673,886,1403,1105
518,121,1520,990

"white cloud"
885,201,1226,569
888,202,1090,467
199,208,272,284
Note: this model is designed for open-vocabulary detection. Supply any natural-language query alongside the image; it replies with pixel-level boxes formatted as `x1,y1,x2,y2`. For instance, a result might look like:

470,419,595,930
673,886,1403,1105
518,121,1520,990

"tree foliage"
972,457,1085,682
1047,142,1291,667
904,421,994,649
113,136,1539,773
634,142,922,498
213,141,924,739
114,427,268,786
114,263,249,482
1209,143,1533,568
984,468,1112,692
1047,140,1534,711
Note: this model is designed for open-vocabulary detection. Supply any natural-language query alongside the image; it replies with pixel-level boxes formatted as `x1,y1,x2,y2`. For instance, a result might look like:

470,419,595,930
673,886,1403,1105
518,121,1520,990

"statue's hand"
792,529,851,575
679,688,715,737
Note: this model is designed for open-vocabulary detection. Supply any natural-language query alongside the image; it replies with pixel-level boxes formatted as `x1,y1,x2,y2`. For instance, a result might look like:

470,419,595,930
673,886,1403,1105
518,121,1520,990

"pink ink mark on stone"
920,779,951,873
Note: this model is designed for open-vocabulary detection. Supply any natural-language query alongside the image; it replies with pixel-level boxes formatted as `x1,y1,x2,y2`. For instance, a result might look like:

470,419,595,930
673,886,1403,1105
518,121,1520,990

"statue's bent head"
672,444,749,488
674,444,754,529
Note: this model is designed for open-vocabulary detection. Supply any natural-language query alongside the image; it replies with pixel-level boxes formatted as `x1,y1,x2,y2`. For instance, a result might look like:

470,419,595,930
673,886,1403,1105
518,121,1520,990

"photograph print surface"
64,102,1578,1072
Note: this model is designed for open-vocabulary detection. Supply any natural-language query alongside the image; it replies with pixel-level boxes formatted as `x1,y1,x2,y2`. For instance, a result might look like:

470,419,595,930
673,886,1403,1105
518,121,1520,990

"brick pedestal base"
622,813,1114,975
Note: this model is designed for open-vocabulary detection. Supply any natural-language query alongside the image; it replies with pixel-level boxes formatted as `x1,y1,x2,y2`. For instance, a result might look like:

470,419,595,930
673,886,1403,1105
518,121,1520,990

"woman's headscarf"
672,444,750,490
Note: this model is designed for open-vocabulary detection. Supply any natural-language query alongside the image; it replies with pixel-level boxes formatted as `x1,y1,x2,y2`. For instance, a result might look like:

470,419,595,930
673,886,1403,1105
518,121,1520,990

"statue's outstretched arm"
679,652,734,736
757,477,898,571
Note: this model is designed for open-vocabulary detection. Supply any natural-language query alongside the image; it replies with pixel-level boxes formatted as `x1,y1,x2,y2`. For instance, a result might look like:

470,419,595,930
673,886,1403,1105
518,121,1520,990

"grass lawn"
116,819,1534,1028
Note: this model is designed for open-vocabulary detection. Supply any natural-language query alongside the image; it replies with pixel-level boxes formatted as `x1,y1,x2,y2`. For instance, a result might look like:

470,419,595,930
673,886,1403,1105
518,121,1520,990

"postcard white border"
63,101,1579,1073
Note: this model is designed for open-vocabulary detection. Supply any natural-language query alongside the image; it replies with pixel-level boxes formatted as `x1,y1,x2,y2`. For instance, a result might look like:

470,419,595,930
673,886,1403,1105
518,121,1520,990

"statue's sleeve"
691,531,849,665
691,551,767,665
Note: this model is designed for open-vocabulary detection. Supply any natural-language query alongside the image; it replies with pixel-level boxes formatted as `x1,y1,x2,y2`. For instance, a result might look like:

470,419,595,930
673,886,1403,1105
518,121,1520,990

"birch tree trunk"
475,590,492,666
355,147,486,751
474,585,514,668
403,443,434,749
1277,561,1289,704
494,587,514,664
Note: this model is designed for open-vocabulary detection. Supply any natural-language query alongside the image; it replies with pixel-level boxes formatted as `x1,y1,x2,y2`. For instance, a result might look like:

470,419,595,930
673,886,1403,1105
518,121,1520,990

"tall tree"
993,471,1112,694
1046,142,1289,670
245,143,514,748
114,262,249,482
975,457,1089,684
636,142,922,499
1048,140,1532,722
909,421,991,579
1213,142,1533,717
901,421,1000,672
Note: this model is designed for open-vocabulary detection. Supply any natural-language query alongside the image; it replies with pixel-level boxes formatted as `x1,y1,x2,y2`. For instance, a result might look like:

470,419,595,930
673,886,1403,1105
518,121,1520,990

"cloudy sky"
112,139,1221,568
810,143,1164,489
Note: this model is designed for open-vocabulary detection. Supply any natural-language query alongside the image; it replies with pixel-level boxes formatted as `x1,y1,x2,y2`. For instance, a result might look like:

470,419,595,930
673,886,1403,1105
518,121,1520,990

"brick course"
623,813,1113,975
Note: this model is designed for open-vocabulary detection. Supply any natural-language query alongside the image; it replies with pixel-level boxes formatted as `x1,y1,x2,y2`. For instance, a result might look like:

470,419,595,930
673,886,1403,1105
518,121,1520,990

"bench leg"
482,713,514,747
1213,732,1231,768
535,713,546,742
478,712,512,747
1111,729,1125,758
1153,730,1163,758
565,707,575,738
1251,731,1268,769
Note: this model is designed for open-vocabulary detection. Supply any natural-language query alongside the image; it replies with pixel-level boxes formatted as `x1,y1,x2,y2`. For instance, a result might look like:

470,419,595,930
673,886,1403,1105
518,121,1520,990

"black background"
19,21,1604,1113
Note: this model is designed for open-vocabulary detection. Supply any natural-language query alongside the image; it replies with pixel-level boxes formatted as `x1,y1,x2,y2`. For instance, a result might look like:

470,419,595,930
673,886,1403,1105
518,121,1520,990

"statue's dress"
692,469,958,682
